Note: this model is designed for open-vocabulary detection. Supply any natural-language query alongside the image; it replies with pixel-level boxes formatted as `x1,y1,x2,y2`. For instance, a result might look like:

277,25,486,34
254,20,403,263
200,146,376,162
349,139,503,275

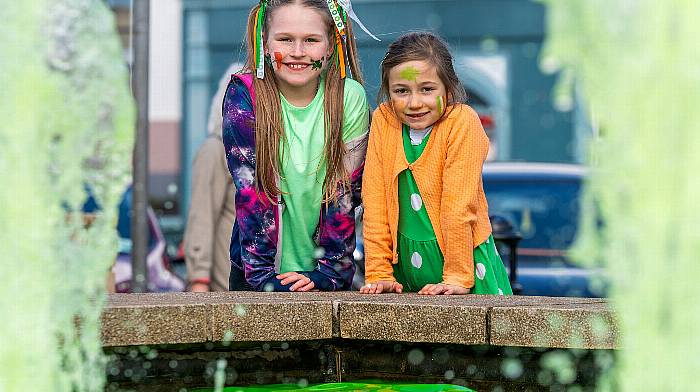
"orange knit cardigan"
362,103,492,289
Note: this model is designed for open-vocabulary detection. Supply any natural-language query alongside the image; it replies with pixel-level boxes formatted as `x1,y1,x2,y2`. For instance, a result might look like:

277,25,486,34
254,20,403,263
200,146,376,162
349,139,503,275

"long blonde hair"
242,0,363,203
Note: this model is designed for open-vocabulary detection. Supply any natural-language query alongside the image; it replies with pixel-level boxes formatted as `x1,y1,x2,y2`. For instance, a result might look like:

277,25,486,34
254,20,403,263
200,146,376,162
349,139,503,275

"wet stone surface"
102,292,617,349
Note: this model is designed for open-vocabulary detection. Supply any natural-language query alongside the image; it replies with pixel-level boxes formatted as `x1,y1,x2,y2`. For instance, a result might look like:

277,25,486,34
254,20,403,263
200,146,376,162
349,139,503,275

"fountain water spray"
540,0,700,389
0,0,134,390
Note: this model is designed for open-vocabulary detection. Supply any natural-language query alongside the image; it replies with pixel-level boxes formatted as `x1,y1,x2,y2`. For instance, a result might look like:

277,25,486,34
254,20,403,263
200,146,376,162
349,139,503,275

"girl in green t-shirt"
222,0,376,292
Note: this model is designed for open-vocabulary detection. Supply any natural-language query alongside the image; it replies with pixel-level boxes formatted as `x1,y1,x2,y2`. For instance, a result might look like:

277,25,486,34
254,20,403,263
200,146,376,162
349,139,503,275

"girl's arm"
440,106,490,289
361,110,397,284
306,84,370,291
308,151,366,291
222,77,290,292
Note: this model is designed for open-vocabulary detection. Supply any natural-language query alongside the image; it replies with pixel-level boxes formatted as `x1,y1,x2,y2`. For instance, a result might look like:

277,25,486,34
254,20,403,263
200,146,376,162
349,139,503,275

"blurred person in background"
183,63,239,292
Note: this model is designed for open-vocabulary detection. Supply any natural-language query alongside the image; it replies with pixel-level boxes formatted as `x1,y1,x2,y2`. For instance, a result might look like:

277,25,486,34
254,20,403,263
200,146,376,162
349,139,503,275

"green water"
540,0,700,389
195,382,474,392
0,0,134,390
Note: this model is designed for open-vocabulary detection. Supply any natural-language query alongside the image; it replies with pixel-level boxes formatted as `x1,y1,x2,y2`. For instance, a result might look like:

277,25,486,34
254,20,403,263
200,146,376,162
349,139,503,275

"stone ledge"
489,303,618,349
101,292,617,349
335,294,488,345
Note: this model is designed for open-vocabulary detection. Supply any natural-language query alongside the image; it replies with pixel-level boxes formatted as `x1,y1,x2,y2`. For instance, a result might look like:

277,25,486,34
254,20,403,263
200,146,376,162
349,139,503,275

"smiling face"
388,60,448,130
265,3,333,97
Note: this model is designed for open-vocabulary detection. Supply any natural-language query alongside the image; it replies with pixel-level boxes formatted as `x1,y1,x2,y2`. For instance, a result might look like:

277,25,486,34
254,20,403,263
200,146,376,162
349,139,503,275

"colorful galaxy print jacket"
222,74,368,292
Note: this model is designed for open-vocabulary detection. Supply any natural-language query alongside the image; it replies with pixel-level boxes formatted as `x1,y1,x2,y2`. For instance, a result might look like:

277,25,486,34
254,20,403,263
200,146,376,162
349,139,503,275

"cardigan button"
408,164,413,171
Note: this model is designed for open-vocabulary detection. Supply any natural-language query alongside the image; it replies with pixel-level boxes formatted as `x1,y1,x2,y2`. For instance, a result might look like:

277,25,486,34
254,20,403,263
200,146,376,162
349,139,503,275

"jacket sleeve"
440,106,489,289
361,110,397,283
222,77,291,292
183,138,220,284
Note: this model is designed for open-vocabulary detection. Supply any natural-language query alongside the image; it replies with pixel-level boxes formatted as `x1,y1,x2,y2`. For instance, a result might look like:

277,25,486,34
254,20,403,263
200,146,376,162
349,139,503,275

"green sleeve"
342,78,370,142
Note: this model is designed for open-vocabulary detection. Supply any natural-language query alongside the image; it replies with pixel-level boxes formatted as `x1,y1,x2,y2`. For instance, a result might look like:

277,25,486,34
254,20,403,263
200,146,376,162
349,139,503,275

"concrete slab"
336,293,489,345
102,294,209,346
209,299,333,342
489,302,618,349
102,293,617,349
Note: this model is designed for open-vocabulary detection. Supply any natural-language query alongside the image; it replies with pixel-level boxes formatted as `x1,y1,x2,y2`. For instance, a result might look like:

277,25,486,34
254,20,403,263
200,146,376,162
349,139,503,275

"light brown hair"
378,32,465,110
242,0,363,202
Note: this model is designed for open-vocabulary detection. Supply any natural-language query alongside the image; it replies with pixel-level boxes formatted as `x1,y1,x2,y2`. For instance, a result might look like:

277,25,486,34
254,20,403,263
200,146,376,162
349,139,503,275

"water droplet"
540,56,561,74
223,330,235,344
501,358,523,379
407,349,425,365
480,37,499,53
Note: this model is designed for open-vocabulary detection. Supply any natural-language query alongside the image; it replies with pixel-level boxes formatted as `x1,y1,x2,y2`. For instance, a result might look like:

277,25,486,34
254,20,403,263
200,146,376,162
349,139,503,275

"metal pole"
131,0,150,293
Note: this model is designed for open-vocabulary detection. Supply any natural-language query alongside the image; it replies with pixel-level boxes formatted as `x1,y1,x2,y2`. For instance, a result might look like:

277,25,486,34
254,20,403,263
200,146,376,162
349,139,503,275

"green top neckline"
279,79,324,111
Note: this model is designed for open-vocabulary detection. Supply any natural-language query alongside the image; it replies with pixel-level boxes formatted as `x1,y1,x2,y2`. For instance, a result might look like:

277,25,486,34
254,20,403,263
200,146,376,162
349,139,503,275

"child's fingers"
418,284,434,295
360,283,379,294
430,284,449,295
277,272,297,285
296,281,315,292
362,281,401,294
289,276,311,291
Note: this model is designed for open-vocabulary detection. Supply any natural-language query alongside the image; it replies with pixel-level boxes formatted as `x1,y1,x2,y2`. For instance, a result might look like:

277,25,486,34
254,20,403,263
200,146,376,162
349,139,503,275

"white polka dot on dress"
476,263,486,280
410,193,422,211
411,252,423,269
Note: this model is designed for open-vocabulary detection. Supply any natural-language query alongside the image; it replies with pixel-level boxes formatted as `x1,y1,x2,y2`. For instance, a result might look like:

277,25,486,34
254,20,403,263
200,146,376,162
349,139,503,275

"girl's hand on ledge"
360,281,403,294
277,272,315,292
189,282,210,292
418,283,470,295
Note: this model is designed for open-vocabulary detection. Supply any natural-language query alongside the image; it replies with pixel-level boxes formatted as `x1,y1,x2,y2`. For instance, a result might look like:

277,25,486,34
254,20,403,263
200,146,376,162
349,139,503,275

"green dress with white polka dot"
394,125,512,295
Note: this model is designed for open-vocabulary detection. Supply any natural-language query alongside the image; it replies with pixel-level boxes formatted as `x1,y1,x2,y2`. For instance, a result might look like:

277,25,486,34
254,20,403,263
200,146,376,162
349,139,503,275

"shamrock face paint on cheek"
274,52,283,70
437,95,444,114
399,66,420,82
311,57,324,70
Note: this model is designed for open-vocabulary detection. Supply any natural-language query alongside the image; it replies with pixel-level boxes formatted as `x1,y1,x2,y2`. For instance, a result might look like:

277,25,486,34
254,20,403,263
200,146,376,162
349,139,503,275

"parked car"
483,162,606,297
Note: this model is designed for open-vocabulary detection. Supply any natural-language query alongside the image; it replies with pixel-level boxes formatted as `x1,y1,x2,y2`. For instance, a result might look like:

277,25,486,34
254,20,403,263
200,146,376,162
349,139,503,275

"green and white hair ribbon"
327,0,346,36
254,0,267,79
337,0,381,41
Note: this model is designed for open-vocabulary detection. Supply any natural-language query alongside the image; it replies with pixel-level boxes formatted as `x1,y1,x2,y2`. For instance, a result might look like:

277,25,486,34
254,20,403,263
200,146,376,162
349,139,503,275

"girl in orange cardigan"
361,32,512,295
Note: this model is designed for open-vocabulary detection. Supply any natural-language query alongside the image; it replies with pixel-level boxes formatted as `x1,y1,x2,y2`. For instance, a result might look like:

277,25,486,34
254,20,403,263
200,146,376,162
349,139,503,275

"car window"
484,179,581,251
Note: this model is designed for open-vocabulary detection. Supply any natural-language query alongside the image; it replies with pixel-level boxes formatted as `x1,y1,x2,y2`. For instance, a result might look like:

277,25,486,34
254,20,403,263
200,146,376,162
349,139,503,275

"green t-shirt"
278,79,369,273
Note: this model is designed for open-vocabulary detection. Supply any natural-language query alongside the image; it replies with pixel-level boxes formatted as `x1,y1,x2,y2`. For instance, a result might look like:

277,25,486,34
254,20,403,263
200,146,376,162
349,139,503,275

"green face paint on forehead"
399,66,420,82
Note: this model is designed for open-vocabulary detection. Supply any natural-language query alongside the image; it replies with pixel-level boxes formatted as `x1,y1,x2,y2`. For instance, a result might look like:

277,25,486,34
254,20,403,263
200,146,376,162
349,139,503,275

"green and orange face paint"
399,65,420,82
274,52,283,69
270,51,325,71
